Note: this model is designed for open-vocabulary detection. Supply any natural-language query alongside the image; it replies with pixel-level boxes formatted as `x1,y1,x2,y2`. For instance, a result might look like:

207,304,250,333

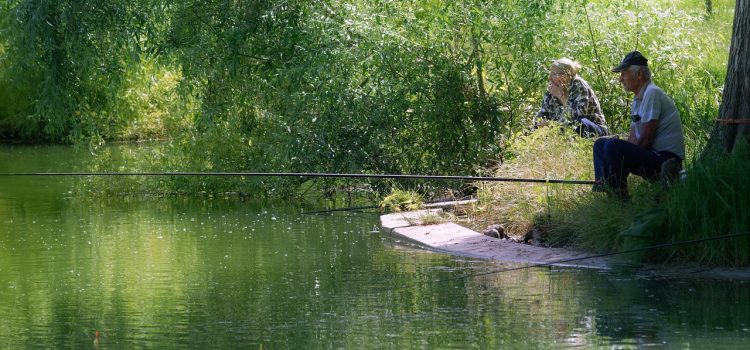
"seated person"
535,58,609,137
593,51,685,199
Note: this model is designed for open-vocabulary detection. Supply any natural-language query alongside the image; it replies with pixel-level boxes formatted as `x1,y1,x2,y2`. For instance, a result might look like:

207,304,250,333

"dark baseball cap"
612,51,648,72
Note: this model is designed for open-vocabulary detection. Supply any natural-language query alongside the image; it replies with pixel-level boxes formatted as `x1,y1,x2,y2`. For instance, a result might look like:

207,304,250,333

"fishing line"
302,196,476,215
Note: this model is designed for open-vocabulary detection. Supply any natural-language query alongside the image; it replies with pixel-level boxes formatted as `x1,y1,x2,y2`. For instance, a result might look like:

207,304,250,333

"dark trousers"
593,138,679,195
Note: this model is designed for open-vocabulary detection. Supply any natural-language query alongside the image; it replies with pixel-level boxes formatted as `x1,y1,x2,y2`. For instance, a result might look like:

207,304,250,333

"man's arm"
627,124,637,144
636,119,658,149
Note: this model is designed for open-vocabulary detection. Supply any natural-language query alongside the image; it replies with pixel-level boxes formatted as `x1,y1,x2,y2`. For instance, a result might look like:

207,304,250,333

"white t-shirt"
631,81,686,160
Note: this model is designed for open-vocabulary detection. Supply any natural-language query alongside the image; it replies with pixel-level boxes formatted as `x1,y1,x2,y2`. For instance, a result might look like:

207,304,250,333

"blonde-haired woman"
535,58,608,137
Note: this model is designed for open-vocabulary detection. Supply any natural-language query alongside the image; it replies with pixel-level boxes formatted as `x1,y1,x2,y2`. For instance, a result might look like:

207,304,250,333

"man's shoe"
592,180,607,193
659,158,681,189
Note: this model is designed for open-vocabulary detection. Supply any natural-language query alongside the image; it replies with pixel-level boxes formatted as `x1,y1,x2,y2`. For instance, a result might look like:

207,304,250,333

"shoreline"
380,208,750,280
380,208,610,270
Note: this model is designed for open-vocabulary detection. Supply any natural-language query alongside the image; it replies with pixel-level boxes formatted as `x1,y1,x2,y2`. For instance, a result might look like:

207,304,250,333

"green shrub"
380,189,424,213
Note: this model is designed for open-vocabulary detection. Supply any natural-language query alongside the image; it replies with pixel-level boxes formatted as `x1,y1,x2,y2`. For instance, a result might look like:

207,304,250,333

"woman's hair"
551,58,581,77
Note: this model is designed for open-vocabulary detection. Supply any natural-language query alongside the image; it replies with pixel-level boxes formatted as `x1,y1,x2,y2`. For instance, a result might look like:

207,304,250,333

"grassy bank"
467,125,749,266
467,126,658,249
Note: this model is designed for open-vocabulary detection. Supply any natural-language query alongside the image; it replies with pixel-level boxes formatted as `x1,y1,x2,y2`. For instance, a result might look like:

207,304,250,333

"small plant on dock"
420,213,448,225
380,189,423,213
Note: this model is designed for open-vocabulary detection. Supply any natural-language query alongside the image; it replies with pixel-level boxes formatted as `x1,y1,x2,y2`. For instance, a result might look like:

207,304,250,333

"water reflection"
2,145,750,349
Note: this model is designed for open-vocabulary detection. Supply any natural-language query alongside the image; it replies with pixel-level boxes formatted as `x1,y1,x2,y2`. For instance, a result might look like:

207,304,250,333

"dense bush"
0,0,732,193
0,1,174,142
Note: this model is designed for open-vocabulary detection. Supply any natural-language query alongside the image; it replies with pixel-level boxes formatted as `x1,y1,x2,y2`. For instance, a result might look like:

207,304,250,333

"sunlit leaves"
1,0,168,142
0,0,733,197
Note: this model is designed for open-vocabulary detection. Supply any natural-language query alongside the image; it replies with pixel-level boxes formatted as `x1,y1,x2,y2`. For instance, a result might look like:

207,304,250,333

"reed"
661,141,750,266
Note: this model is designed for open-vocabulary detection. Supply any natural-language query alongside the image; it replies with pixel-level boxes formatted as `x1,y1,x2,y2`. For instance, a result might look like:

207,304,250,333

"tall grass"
661,141,750,266
471,125,591,237
472,125,661,252
472,124,697,258
473,127,749,266
3,0,742,265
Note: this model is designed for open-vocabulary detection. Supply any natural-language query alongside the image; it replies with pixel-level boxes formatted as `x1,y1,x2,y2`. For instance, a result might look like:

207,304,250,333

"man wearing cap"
592,51,685,198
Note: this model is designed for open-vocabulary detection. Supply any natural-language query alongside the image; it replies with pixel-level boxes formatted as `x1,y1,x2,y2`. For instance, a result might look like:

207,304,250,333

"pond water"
1,144,750,349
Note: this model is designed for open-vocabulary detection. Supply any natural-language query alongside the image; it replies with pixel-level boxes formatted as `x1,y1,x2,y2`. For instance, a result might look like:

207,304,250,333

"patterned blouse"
535,76,608,137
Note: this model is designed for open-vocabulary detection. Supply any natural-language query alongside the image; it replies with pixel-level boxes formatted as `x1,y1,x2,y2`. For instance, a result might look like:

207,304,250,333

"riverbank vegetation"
1,1,746,265
469,125,749,266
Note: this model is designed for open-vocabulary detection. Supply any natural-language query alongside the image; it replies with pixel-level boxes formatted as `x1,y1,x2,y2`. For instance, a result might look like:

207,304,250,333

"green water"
1,145,750,349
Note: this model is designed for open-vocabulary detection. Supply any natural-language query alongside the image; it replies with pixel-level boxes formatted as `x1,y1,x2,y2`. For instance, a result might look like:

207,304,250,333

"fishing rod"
301,195,477,215
0,171,596,185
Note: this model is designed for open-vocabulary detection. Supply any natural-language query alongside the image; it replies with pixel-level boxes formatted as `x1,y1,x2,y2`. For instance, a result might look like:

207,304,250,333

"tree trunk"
715,0,750,153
